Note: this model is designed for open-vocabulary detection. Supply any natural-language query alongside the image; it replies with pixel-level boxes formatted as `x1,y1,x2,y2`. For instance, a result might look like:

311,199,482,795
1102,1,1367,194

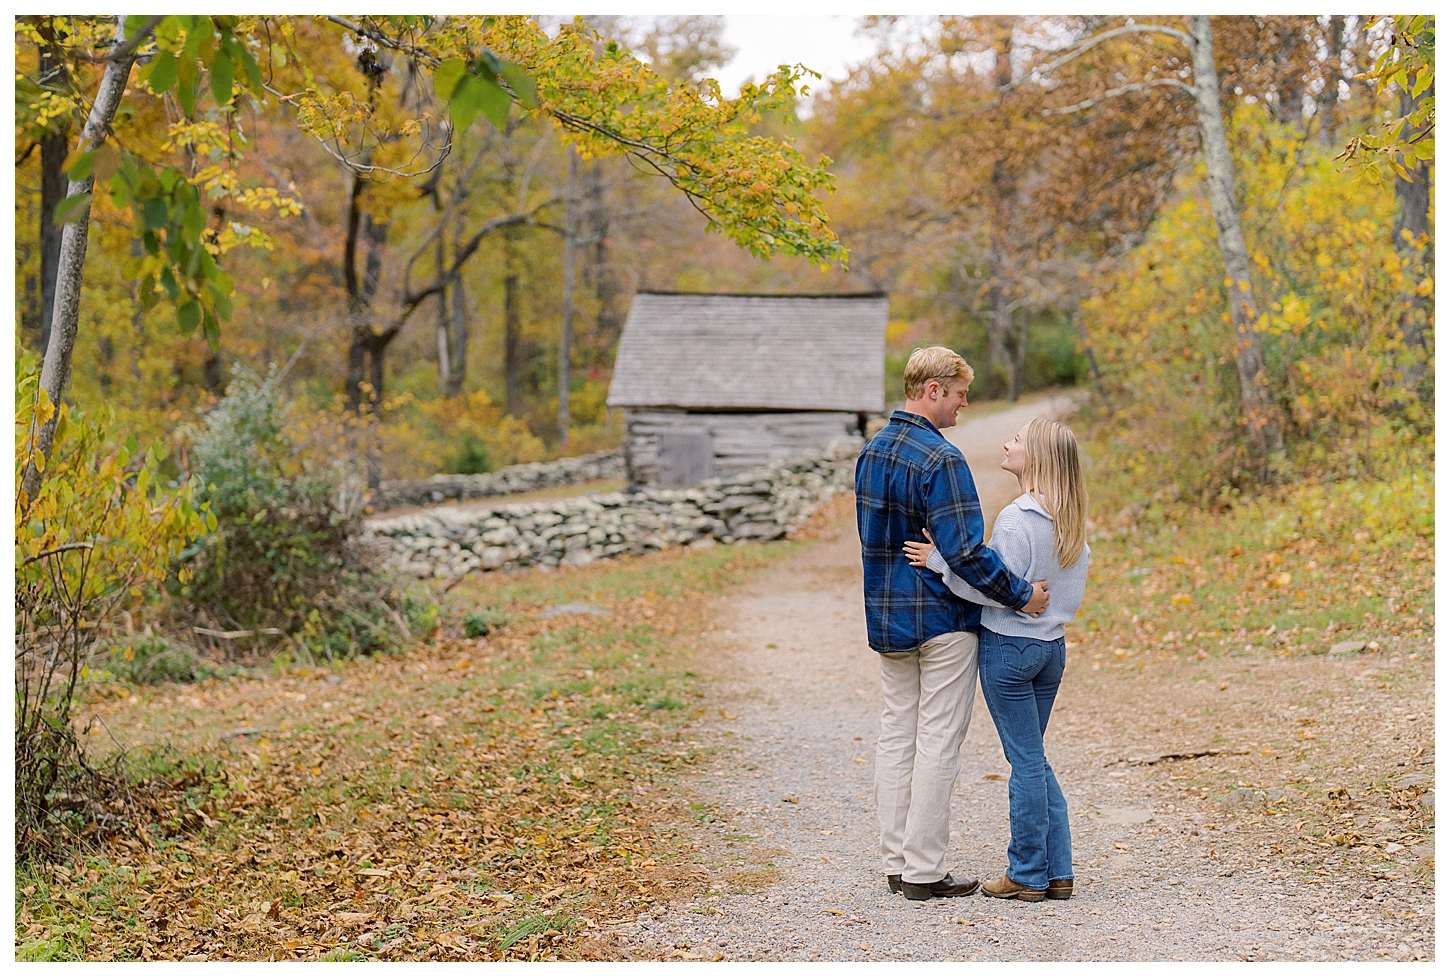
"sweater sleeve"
924,548,1008,608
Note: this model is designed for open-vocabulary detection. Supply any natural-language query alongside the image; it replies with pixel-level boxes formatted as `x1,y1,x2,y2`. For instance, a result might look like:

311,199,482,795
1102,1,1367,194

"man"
856,346,1050,901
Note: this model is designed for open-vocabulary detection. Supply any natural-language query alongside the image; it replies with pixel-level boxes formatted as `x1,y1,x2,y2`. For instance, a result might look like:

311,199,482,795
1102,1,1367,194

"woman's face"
1001,424,1029,479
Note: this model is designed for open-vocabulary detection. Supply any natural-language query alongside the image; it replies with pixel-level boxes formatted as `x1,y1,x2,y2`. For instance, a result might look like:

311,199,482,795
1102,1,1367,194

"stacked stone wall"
373,450,625,509
362,441,860,579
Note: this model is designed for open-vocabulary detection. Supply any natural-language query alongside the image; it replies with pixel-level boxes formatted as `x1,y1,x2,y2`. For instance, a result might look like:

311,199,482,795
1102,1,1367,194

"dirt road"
608,398,1433,962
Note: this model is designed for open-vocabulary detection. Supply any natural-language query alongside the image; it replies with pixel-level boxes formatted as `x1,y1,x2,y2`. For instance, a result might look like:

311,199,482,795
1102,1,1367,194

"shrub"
15,352,210,855
463,608,509,638
92,634,219,686
175,368,426,662
444,432,493,475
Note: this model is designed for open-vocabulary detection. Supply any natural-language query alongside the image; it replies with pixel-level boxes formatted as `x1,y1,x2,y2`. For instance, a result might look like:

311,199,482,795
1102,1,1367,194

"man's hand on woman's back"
1022,580,1051,617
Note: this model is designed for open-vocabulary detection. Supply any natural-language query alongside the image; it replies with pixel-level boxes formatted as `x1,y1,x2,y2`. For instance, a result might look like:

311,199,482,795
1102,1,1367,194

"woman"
903,417,1090,902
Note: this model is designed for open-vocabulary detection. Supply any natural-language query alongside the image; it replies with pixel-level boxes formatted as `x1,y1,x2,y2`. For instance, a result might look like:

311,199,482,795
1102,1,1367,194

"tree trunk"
435,233,451,394
1070,300,1109,404
1008,304,1030,402
1393,82,1433,394
982,253,1012,401
558,150,579,447
35,22,70,352
22,16,139,508
584,161,624,351
445,264,468,398
1189,15,1282,474
343,170,390,413
1314,15,1345,146
503,227,523,416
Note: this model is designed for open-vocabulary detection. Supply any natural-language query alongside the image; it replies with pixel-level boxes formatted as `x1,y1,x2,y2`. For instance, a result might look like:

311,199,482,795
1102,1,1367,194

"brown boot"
982,873,1046,902
1046,879,1073,900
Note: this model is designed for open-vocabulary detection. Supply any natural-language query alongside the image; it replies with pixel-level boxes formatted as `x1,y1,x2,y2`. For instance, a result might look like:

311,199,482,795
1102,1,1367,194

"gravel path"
608,399,1433,962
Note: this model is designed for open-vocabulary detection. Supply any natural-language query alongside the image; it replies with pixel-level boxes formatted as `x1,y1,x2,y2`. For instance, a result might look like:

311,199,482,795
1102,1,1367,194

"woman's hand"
902,528,936,567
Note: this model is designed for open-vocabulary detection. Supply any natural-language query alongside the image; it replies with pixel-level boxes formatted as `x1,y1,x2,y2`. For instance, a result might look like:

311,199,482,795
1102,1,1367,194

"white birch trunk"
1188,15,1283,465
23,16,140,505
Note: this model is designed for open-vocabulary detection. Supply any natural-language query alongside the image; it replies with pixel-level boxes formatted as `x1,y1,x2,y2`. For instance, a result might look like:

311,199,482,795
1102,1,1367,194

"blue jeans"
978,629,1072,890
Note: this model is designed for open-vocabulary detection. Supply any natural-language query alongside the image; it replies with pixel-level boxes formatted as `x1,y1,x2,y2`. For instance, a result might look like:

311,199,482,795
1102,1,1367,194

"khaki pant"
876,630,978,883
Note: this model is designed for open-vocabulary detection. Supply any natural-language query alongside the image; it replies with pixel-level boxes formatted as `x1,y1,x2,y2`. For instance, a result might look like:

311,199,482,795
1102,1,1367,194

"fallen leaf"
822,909,846,916
983,774,1005,781
355,868,392,877
781,796,799,804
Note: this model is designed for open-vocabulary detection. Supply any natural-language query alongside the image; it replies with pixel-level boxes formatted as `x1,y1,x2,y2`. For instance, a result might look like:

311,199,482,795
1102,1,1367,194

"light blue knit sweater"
923,492,1090,640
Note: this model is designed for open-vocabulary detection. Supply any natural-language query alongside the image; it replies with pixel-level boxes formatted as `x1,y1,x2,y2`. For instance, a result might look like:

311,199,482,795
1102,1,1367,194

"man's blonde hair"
903,346,974,400
1021,418,1089,569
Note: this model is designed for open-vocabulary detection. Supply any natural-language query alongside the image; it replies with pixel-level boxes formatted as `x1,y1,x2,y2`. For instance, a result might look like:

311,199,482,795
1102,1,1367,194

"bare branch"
400,142,489,303
61,15,164,64
1043,77,1195,115
22,542,95,566
1020,22,1195,90
399,201,559,313
327,15,440,67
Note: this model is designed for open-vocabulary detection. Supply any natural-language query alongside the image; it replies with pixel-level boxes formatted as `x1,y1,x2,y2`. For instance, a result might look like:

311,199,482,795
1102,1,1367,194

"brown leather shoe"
1046,879,1073,900
982,873,1046,902
901,873,980,901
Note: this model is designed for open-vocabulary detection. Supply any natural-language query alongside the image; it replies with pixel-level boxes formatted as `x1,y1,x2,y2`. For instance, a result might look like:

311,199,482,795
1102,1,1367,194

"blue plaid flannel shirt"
855,410,1034,653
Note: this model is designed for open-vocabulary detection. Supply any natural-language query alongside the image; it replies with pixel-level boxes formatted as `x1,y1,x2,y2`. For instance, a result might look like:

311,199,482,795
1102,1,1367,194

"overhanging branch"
1043,77,1195,115
1017,22,1195,92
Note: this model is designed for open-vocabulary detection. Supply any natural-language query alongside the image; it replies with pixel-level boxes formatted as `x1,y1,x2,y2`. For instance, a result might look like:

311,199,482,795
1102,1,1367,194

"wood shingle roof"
606,291,887,412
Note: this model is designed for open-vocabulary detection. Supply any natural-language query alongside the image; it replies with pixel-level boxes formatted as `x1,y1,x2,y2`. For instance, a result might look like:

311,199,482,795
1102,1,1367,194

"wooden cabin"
606,291,888,487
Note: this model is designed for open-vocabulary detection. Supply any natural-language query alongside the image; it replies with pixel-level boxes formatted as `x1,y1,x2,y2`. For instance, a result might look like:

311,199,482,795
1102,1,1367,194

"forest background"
12,12,1434,961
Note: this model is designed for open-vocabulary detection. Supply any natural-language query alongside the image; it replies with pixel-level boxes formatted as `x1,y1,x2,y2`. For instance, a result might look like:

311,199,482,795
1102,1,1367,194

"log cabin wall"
623,408,864,486
607,291,888,488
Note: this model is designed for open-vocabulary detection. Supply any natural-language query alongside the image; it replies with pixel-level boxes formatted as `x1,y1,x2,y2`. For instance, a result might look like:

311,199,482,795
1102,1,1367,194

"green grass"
18,535,807,961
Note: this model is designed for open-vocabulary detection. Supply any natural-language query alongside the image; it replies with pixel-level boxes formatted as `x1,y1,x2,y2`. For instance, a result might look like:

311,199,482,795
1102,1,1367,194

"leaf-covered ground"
15,537,809,962
15,482,1433,960
1070,489,1435,893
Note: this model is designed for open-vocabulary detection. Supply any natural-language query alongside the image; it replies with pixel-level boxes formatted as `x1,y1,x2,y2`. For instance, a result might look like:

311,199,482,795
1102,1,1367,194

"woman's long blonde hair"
1021,418,1088,569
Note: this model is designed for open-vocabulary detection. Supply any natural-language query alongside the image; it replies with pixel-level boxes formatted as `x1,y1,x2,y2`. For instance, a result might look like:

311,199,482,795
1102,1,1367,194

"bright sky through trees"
718,15,878,100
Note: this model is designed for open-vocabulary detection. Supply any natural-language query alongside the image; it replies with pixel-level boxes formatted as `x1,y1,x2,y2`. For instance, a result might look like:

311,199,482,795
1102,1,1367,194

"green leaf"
65,149,95,182
433,58,467,101
144,197,169,231
211,286,234,322
176,300,201,335
52,192,93,226
124,431,139,456
159,266,180,300
178,77,196,117
237,43,263,94
211,48,234,106
147,51,177,93
476,74,511,131
110,172,133,208
184,17,214,63
449,75,483,132
184,201,206,243
475,51,503,85
202,310,221,351
138,275,159,310
500,60,538,109
1411,66,1433,98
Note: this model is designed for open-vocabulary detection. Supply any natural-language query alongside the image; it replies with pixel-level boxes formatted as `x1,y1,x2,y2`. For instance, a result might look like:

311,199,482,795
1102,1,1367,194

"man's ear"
923,379,940,401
